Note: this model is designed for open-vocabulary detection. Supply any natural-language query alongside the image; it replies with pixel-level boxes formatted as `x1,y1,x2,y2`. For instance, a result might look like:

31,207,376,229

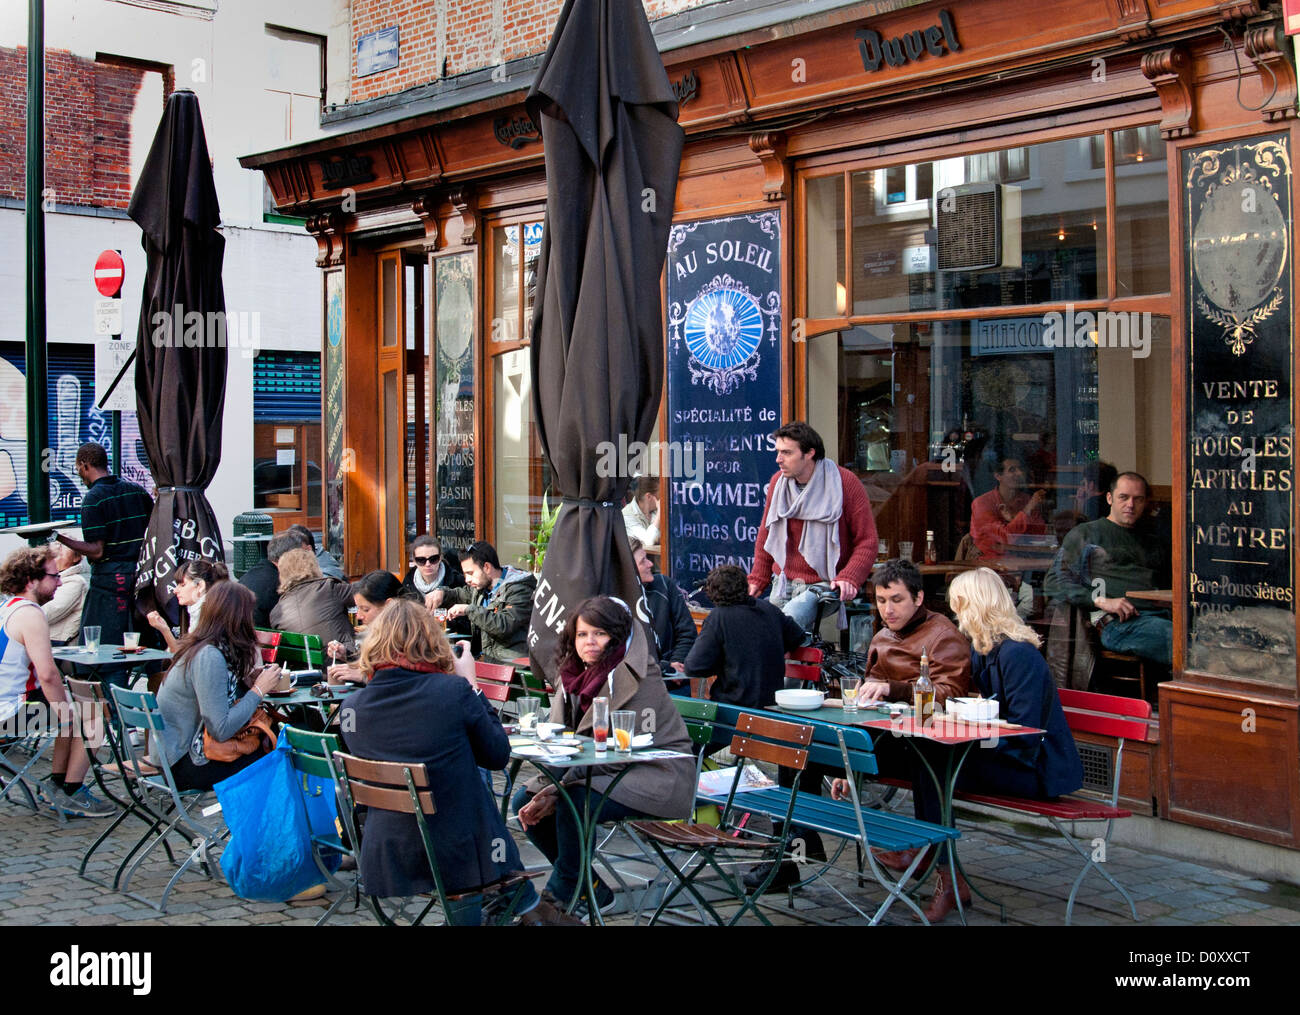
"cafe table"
53,644,172,670
771,701,1043,924
262,680,359,726
1124,588,1173,606
506,735,693,926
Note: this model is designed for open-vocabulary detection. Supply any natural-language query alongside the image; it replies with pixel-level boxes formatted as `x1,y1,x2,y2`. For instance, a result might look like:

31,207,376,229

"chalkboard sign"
323,270,345,557
1184,134,1295,686
434,253,476,554
665,211,782,594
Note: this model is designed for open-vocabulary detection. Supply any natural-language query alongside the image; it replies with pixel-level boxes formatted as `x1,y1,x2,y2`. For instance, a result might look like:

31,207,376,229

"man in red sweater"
970,456,1048,557
746,421,878,634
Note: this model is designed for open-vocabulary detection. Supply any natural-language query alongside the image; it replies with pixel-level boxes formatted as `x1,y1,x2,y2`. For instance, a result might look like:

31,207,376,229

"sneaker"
52,786,117,818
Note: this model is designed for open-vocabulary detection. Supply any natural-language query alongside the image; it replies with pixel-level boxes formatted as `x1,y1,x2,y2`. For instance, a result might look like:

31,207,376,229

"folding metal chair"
108,685,227,912
66,676,178,887
282,725,358,926
332,750,540,926
593,697,721,923
0,699,62,822
630,711,815,926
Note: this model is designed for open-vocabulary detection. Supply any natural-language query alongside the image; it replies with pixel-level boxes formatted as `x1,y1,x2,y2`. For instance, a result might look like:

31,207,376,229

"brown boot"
517,897,585,926
871,845,934,873
919,868,971,924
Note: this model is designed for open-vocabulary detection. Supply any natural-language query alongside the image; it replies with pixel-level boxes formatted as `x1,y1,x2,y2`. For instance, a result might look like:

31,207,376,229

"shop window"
805,314,1172,674
847,136,1109,316
489,216,552,561
805,174,845,318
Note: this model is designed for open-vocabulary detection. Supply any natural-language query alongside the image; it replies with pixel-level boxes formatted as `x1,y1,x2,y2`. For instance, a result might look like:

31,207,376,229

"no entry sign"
94,249,125,297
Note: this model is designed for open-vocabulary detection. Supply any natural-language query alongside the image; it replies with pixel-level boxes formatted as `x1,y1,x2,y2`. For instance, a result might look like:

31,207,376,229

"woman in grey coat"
512,596,694,911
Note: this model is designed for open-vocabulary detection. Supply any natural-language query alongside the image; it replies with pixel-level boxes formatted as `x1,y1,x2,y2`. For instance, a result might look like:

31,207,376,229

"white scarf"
412,562,445,595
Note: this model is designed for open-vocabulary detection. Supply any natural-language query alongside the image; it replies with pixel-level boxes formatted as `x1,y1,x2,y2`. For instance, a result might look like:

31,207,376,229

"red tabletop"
860,715,1044,745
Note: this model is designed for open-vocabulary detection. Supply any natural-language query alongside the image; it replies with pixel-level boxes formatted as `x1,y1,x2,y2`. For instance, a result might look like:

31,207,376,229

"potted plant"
521,492,559,574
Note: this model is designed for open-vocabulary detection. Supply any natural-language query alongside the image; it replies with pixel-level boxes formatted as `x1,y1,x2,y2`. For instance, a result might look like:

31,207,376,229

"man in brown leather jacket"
863,559,972,704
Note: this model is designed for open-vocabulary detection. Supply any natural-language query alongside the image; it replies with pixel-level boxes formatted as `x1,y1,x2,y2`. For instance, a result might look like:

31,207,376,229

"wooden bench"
688,702,962,925
947,687,1150,924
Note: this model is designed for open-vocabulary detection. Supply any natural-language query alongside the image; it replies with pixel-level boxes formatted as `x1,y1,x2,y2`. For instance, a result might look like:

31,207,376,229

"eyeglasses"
413,554,440,566
43,571,61,582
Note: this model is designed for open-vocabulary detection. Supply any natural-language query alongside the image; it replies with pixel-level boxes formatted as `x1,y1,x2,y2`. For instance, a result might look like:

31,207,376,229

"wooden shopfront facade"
242,0,1299,850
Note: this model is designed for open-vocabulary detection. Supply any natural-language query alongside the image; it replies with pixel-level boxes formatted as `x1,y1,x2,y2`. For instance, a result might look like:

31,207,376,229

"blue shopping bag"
215,730,334,902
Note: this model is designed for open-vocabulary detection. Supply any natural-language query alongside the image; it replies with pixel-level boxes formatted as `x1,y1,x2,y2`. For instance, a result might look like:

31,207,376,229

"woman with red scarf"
512,596,695,914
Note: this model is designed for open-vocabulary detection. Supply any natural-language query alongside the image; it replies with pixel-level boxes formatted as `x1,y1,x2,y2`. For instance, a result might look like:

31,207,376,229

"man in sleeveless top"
0,546,114,817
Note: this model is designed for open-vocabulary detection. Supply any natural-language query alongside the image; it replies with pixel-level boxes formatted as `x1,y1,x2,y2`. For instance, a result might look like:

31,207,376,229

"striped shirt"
80,475,153,564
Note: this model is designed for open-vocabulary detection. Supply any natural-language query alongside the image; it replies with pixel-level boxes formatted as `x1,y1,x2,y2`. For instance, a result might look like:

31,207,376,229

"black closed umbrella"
525,0,683,680
128,89,228,619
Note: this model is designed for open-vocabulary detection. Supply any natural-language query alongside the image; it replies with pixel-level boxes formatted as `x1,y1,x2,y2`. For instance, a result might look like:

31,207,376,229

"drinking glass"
83,626,102,653
612,710,637,752
898,540,914,562
841,675,861,713
122,631,141,649
517,696,542,733
591,697,610,755
433,607,449,627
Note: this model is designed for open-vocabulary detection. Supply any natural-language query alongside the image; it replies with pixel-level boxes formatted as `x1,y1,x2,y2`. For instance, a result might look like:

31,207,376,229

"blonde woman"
269,547,354,651
840,567,1084,923
946,566,1083,801
339,600,578,925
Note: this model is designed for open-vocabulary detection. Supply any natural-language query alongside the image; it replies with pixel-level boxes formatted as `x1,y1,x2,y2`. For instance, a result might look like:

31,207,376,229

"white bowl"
775,688,825,710
950,697,999,721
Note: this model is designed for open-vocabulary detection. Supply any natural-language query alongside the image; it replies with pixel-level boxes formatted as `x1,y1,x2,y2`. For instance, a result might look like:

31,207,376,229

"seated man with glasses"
0,546,114,817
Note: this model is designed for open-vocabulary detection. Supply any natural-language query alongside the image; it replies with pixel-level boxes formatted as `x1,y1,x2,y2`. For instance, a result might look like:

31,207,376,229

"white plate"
543,737,583,747
514,744,580,759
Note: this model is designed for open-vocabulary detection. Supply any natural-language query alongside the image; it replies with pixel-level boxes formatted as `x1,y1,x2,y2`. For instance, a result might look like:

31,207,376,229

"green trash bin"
232,511,273,579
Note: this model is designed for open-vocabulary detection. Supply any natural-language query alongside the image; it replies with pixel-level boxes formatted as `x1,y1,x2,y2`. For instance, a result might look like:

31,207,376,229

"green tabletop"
53,645,172,666
262,682,359,707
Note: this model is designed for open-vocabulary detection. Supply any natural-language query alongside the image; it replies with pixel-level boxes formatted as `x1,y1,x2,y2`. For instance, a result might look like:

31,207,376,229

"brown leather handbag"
203,707,278,763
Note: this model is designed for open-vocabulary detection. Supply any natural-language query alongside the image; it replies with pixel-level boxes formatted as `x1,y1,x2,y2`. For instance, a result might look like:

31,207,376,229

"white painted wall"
0,0,347,557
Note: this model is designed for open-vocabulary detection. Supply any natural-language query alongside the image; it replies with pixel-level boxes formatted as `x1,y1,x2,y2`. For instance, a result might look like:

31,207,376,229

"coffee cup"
275,671,297,694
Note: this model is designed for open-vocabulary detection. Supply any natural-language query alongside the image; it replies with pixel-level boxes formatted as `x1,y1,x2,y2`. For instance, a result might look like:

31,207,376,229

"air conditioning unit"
936,183,1022,271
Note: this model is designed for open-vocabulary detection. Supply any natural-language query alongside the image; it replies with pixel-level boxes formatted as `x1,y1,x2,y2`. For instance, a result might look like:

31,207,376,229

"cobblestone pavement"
1,757,1297,927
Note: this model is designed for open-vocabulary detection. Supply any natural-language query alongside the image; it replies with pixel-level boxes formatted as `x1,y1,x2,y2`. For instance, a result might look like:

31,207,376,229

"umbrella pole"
24,0,49,525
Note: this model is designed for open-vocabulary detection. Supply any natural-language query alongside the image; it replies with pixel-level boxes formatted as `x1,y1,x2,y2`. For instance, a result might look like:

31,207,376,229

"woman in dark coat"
339,599,576,926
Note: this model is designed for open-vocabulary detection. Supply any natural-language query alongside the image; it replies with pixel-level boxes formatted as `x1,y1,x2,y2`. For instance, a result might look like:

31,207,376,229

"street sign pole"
25,0,48,524
93,249,129,474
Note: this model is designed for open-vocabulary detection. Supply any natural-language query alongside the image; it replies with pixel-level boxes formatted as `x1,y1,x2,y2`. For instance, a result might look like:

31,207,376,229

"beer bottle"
913,647,935,724
924,529,938,564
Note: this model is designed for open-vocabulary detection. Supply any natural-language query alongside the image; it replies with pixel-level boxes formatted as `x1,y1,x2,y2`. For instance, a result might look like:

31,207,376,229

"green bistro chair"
66,676,177,887
630,711,815,927
282,726,358,926
332,751,541,927
107,685,228,913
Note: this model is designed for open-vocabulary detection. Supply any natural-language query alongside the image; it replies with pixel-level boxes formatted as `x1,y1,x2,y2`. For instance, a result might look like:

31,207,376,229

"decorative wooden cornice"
1243,24,1298,122
305,212,346,267
748,132,789,202
1216,0,1260,21
411,193,441,252
1141,46,1195,139
448,186,478,247
719,55,751,126
1108,0,1153,42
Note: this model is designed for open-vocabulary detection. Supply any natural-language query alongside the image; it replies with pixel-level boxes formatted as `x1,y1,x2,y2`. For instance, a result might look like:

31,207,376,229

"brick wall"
0,47,147,210
351,0,718,103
